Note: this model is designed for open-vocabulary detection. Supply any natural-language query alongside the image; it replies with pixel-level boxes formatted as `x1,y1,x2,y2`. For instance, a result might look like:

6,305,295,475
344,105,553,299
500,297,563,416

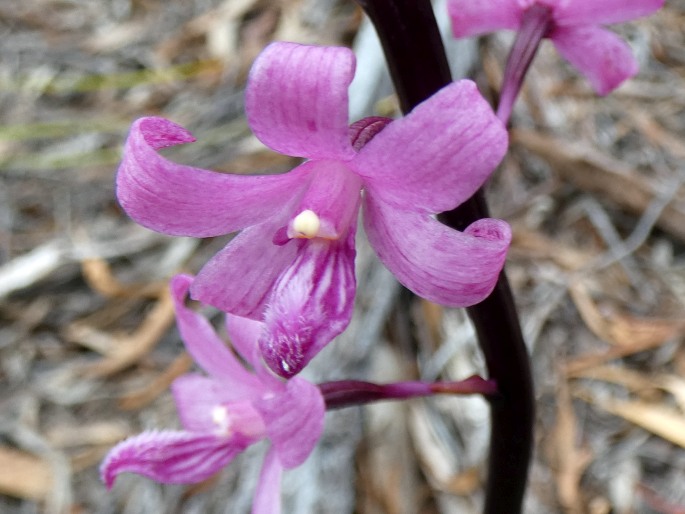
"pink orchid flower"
101,274,325,514
116,42,510,377
448,0,663,95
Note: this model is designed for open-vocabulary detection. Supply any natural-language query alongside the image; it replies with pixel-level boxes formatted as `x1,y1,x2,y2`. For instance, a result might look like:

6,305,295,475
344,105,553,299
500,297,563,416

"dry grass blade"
545,377,593,514
511,227,593,271
564,341,682,376
81,287,175,377
0,446,53,501
567,365,660,396
568,279,685,348
512,129,685,243
46,422,130,450
81,258,166,299
575,388,685,448
658,375,685,413
0,241,66,300
118,352,194,410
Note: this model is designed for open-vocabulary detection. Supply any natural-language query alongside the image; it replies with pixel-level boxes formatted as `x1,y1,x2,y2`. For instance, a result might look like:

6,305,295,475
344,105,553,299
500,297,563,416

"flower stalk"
355,1,535,513
320,375,498,410
496,4,553,124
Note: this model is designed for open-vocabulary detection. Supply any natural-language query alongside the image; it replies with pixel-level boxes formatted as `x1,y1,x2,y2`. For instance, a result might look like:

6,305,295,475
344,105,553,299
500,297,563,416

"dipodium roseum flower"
116,42,510,378
101,275,325,513
448,0,663,99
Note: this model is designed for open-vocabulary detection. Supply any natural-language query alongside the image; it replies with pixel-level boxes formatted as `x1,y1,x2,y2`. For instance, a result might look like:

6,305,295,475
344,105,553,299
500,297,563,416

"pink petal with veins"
252,448,284,514
363,195,511,307
551,25,638,95
246,42,356,161
171,374,234,432
100,430,250,488
553,0,664,26
255,378,325,469
171,275,264,392
447,0,522,37
225,313,284,387
171,374,268,438
116,117,310,237
190,209,300,318
354,81,508,214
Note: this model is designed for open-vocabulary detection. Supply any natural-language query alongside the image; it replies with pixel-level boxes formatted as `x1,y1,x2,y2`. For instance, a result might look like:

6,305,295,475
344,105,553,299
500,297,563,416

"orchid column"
354,2,535,513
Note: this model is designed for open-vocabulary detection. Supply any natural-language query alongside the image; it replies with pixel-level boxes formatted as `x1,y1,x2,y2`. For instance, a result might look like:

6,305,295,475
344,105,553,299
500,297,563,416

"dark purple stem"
320,376,498,410
354,1,534,513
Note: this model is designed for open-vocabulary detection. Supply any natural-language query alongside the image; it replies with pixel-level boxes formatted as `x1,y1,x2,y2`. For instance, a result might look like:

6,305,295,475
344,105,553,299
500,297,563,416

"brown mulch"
1,1,684,513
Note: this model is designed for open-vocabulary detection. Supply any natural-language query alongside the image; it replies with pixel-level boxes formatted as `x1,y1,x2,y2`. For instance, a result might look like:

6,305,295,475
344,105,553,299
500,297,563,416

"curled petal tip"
349,116,393,151
465,218,512,245
363,197,511,307
170,273,194,300
134,116,196,150
100,462,115,490
100,430,247,486
99,440,127,490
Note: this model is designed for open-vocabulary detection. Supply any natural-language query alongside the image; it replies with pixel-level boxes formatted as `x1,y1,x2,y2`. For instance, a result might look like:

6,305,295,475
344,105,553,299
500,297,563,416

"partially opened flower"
101,275,325,513
117,42,510,377
448,0,663,119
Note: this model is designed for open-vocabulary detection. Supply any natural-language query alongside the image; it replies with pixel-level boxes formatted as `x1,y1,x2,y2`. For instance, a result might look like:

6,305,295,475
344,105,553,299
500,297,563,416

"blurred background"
1,0,685,512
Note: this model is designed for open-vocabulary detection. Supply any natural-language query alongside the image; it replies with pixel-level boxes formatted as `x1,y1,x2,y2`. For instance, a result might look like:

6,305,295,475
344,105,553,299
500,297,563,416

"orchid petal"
191,209,300,318
551,25,638,95
225,313,267,370
363,196,511,307
288,162,362,240
225,314,284,388
171,374,231,432
171,275,263,391
553,0,664,26
116,117,310,237
252,448,283,514
100,430,249,488
259,231,357,378
171,374,266,435
255,378,325,469
447,0,522,37
354,81,508,213
246,42,355,161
